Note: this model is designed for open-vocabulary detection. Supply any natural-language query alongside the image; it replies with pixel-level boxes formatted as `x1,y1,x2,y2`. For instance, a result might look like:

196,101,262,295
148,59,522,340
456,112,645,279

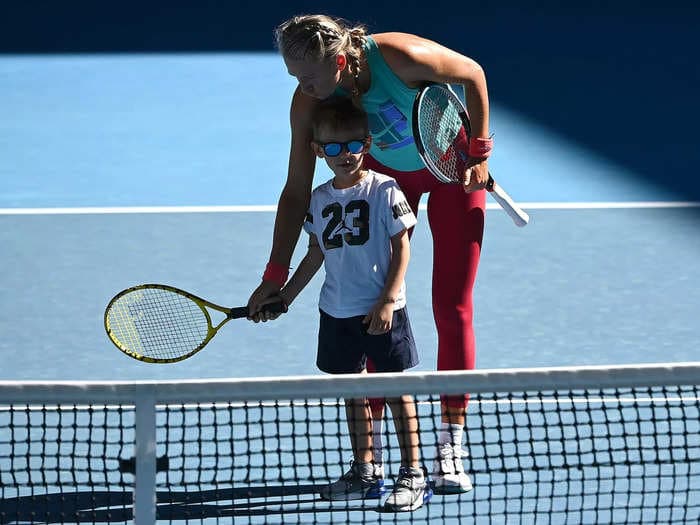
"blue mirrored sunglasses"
317,139,368,157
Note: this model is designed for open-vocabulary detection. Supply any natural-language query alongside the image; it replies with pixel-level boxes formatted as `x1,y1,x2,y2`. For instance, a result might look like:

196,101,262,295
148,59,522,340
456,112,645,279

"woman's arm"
374,32,489,135
248,87,319,314
373,33,491,190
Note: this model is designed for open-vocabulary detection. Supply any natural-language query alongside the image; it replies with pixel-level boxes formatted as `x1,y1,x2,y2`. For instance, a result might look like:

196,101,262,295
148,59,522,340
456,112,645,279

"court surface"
2,52,700,525
1,52,699,382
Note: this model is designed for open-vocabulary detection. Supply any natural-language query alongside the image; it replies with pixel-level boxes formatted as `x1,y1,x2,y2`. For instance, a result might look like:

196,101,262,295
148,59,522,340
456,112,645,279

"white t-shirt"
303,170,417,318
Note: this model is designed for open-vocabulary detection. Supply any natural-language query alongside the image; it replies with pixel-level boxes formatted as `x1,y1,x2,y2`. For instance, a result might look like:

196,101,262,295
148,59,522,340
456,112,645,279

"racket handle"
230,300,288,319
487,175,529,227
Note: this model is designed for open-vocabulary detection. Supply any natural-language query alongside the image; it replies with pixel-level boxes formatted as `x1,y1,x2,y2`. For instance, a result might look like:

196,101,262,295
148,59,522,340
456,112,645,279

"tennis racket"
104,283,286,363
412,83,529,227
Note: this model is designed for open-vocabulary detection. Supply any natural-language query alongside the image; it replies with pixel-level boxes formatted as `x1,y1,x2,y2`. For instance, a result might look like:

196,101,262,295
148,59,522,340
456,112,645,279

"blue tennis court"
1,53,699,381
1,53,699,524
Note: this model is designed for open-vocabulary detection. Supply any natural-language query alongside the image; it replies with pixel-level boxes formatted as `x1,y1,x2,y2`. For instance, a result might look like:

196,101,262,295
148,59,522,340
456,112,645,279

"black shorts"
316,307,419,374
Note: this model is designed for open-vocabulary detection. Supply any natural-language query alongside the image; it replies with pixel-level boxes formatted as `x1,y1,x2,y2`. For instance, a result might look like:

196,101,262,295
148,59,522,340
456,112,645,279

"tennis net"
1,362,699,524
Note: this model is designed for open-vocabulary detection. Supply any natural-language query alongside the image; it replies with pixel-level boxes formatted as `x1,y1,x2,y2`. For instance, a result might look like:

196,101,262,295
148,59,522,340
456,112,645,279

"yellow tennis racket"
104,283,286,363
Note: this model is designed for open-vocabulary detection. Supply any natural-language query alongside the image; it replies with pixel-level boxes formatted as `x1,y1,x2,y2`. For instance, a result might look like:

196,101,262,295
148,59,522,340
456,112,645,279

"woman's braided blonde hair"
275,15,367,94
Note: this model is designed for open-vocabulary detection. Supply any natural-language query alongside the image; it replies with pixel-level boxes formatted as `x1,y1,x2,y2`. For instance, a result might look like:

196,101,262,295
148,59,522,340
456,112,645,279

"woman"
249,14,492,494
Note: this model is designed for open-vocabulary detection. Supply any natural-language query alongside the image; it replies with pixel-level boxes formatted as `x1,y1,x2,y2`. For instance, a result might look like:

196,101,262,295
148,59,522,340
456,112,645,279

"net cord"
1,362,699,405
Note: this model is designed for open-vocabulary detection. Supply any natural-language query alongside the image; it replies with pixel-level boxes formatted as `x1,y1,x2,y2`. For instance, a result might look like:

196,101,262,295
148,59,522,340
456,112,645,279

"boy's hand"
363,303,394,335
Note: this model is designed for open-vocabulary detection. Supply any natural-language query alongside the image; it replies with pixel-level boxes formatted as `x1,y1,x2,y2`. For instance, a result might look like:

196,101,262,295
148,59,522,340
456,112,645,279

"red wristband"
468,137,493,159
262,261,289,287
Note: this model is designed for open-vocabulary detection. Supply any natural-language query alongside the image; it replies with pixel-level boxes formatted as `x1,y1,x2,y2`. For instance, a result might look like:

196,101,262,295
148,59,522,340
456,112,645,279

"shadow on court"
0,485,407,523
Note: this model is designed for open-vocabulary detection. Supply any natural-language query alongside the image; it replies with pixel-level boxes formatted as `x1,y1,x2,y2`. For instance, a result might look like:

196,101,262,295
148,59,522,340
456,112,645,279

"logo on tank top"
368,101,415,151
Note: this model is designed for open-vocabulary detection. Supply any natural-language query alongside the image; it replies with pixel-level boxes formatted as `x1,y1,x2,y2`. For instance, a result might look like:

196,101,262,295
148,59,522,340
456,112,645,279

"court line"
1,202,699,215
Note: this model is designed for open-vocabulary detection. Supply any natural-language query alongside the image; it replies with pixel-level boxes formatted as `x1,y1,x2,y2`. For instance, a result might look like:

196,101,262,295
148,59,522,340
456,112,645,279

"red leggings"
364,155,485,409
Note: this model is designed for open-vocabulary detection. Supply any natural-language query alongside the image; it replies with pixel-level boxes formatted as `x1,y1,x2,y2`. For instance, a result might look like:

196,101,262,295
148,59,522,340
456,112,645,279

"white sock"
372,420,384,466
439,423,463,447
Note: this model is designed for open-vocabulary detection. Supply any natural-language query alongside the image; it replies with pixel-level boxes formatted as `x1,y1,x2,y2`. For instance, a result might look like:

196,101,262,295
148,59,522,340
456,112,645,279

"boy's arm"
364,228,411,335
279,233,324,307
381,229,411,304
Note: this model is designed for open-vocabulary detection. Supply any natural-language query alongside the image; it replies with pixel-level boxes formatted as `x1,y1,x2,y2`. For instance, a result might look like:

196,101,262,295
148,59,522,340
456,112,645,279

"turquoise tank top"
337,36,424,172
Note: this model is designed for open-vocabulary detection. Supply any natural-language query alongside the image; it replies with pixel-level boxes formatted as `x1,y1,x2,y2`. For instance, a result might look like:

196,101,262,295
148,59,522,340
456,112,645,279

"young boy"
274,97,431,512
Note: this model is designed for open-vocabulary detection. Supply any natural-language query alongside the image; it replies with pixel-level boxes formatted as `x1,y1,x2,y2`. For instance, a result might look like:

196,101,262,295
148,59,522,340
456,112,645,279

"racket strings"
107,289,209,360
417,90,470,183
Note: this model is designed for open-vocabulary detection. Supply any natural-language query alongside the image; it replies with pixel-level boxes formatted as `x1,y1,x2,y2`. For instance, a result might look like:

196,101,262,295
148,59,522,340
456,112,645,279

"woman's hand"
463,158,490,193
247,281,283,322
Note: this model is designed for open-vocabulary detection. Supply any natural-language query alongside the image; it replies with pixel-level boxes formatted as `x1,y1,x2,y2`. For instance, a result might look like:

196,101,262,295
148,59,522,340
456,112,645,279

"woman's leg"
427,183,484,493
427,183,485,420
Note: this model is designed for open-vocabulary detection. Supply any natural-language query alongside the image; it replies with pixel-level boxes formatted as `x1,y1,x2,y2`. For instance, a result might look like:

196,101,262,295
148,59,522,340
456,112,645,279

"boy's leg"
362,155,426,468
319,395,384,501
386,395,420,469
382,394,432,511
345,396,373,465
365,312,430,512
317,313,372,466
317,313,385,501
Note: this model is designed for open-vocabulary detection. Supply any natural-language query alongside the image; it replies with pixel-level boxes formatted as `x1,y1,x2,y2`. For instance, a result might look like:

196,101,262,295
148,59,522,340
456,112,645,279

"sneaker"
319,461,385,501
383,466,432,512
372,463,386,498
432,442,473,494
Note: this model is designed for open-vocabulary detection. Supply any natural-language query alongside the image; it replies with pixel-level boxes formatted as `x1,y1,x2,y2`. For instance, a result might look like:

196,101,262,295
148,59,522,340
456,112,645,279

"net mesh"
2,365,700,524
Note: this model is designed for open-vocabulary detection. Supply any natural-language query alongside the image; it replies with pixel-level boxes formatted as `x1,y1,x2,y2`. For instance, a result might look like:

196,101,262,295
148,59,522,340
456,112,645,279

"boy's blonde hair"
311,97,369,140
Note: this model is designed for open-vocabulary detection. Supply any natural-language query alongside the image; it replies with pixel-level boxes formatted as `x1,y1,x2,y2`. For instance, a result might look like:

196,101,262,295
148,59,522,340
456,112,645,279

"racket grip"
487,176,529,227
231,300,288,319
263,300,288,315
